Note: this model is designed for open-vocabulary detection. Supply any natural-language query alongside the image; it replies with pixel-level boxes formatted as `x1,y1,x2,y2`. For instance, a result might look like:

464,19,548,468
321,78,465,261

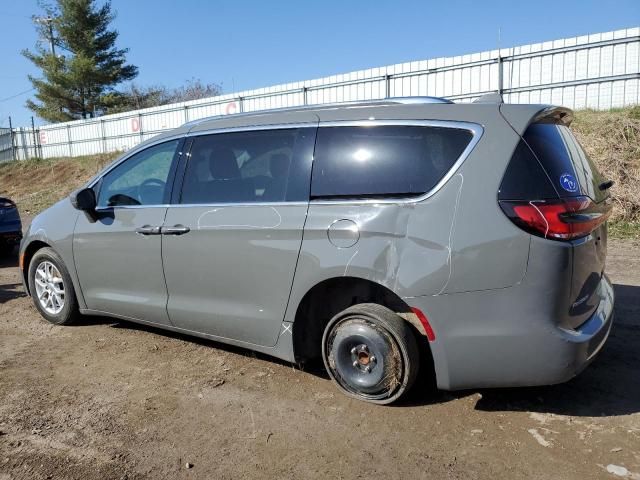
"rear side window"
523,124,607,202
498,140,559,201
311,126,473,199
180,128,314,204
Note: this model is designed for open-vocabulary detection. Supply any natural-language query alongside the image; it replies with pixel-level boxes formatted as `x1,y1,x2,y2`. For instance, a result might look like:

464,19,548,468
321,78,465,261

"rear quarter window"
311,125,473,199
498,140,559,201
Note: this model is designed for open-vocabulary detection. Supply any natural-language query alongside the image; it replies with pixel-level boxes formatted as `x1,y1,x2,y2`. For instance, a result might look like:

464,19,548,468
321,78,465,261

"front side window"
97,140,179,207
180,128,313,204
311,125,473,199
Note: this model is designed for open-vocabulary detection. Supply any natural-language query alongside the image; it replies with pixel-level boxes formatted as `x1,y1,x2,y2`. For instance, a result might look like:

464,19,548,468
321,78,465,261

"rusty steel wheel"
322,303,420,404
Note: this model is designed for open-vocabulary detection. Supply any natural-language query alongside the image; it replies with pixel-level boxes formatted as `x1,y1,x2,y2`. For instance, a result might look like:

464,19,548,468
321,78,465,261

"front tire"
28,247,79,325
322,303,420,404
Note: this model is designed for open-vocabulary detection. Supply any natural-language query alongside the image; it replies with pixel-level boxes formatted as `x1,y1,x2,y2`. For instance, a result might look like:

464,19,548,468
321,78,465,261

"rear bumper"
406,274,615,391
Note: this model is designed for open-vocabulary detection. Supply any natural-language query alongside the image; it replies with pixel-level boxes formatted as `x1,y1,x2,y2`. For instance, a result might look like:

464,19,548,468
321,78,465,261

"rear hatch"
498,108,612,329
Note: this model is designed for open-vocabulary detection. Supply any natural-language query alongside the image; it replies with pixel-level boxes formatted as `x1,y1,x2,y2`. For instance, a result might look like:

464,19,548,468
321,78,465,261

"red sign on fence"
131,118,140,132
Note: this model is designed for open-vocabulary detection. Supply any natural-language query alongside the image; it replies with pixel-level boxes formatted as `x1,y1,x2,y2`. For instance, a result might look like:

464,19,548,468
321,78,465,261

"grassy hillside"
0,107,639,238
0,152,117,216
571,107,640,238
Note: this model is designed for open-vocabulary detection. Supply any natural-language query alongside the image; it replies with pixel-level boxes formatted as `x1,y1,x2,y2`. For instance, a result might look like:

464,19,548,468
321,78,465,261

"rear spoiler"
498,103,575,135
531,106,573,126
473,93,573,127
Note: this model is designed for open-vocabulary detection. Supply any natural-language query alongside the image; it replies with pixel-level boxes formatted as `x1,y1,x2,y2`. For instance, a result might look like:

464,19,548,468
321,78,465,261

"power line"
0,88,35,103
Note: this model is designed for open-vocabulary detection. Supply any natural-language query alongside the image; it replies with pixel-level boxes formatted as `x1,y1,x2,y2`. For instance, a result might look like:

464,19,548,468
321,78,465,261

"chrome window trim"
94,204,171,212
170,201,309,208
310,119,483,206
95,201,309,211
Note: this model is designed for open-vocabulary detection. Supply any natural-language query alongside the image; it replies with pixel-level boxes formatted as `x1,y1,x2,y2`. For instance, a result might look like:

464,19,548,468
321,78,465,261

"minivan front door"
73,139,182,324
162,127,316,346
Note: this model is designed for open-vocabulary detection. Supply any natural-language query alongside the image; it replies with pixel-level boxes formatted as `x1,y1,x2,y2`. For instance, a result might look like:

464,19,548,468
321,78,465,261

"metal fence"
5,26,640,162
0,127,13,162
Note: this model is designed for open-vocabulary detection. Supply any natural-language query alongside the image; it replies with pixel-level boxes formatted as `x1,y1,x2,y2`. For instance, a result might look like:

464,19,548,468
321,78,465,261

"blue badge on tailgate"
559,173,578,193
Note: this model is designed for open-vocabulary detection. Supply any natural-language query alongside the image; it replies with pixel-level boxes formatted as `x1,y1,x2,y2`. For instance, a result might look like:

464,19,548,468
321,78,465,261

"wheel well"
22,240,50,294
292,277,420,364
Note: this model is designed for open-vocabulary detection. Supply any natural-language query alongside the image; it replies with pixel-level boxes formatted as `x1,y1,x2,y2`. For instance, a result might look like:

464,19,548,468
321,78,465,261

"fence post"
385,74,391,98
138,113,143,142
37,126,43,158
30,117,38,159
184,105,189,123
238,97,244,113
8,116,15,161
498,55,504,94
20,128,28,160
100,119,106,153
66,124,72,156
302,87,308,106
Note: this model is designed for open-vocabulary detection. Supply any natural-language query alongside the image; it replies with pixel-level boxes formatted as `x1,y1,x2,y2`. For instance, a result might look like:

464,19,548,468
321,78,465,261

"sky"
0,0,638,127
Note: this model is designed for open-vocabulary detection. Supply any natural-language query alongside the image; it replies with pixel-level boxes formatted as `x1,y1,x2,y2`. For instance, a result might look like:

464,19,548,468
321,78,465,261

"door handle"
135,225,162,235
161,225,190,235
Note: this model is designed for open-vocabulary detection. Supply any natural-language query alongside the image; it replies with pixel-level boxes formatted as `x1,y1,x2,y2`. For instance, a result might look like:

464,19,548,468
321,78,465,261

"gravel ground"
0,238,639,480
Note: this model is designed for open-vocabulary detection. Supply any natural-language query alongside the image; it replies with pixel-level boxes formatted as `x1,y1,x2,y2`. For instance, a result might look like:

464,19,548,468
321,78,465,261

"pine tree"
23,0,138,122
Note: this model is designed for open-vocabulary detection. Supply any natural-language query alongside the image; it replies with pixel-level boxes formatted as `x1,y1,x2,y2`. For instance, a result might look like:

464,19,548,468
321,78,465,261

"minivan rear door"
522,120,610,328
161,125,317,347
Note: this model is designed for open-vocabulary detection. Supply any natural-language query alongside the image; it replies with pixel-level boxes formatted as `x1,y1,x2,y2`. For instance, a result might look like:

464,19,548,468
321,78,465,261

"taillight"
499,196,611,241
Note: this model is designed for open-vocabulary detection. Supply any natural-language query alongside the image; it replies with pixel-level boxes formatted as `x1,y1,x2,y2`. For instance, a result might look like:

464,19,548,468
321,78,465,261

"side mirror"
70,188,97,211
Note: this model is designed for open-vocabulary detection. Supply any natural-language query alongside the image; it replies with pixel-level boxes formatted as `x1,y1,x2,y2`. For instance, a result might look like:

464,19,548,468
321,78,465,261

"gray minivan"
20,95,614,404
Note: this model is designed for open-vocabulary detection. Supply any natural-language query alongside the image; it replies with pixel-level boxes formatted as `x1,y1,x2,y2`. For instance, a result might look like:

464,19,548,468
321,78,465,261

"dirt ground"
0,237,639,480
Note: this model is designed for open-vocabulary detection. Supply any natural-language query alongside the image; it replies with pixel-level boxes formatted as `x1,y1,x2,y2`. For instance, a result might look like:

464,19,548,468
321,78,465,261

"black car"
0,197,22,252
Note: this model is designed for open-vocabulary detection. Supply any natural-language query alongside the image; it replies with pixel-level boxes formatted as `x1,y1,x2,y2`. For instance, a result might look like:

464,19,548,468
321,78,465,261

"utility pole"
34,16,56,57
34,15,63,117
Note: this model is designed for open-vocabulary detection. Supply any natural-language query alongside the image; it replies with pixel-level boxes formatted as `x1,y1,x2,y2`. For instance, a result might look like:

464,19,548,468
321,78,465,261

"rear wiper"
599,180,614,191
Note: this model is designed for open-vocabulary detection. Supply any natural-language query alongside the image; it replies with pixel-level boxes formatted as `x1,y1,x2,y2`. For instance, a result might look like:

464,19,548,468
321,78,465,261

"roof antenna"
474,27,505,104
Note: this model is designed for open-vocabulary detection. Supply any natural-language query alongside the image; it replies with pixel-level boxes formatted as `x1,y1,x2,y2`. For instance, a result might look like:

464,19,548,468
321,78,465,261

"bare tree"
103,78,222,114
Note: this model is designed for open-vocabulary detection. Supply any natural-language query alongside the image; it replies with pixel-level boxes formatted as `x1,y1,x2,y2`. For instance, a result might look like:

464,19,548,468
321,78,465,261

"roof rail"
182,96,452,129
387,96,453,104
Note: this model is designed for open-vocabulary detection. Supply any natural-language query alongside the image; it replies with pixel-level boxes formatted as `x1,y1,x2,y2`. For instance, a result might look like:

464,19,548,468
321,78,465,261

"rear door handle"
135,225,162,235
161,225,190,235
